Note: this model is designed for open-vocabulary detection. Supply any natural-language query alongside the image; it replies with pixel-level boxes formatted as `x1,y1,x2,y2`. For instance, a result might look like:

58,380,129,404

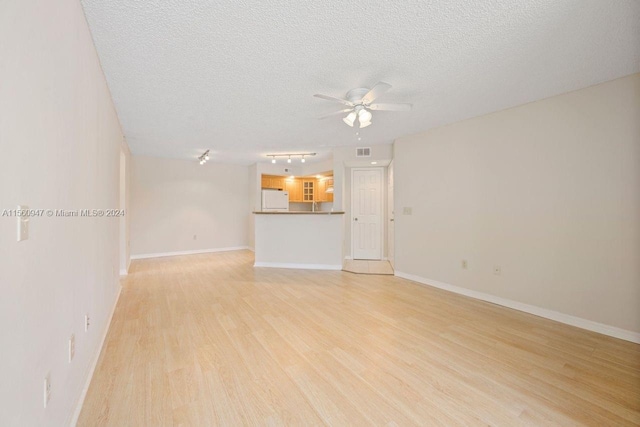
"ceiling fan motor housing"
346,88,371,105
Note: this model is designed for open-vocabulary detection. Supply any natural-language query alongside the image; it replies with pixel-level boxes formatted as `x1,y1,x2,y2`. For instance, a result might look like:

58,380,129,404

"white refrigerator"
261,190,289,212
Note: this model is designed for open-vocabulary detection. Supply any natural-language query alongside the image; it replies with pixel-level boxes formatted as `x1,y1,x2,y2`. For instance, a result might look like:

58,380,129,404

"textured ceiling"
81,0,640,164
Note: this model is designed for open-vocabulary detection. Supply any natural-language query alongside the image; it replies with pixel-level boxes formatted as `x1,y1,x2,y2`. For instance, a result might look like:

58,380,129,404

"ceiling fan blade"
318,108,353,119
368,103,412,111
362,82,392,104
313,94,354,107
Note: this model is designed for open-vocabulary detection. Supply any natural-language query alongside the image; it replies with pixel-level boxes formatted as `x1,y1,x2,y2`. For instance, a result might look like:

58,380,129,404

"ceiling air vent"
356,147,371,157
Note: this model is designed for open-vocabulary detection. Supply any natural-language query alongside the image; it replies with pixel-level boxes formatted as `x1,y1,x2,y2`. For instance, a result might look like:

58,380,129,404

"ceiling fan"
314,82,411,128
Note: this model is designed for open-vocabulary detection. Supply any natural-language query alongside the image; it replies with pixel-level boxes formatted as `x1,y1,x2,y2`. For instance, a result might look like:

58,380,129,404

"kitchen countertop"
253,211,345,215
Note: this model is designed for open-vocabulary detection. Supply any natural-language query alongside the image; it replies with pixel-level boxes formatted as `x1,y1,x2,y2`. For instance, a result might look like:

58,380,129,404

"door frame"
119,149,128,275
350,167,385,260
387,160,394,268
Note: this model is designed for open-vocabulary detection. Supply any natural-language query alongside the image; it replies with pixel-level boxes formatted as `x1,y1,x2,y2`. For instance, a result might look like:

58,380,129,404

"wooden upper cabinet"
316,179,326,202
324,178,334,202
262,174,333,202
302,179,316,202
261,175,284,190
272,176,284,190
284,178,302,202
316,177,334,202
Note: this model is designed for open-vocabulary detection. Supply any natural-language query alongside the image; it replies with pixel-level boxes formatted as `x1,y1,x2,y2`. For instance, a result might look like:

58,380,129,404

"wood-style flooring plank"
77,250,640,426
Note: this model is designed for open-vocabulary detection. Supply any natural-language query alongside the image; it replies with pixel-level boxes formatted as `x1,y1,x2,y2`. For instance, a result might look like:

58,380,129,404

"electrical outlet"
69,334,75,363
494,265,502,275
462,260,468,269
193,234,197,240
402,207,412,215
84,314,90,332
43,375,51,408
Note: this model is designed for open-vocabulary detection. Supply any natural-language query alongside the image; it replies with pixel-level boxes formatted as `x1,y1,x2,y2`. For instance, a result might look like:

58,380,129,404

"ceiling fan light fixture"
343,111,356,127
315,82,411,129
358,108,372,123
359,119,372,128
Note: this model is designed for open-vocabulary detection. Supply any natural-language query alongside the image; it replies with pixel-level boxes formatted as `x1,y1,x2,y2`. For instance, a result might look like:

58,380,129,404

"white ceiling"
81,0,640,165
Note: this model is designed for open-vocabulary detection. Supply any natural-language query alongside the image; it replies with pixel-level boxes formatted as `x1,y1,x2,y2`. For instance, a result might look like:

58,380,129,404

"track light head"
198,149,210,164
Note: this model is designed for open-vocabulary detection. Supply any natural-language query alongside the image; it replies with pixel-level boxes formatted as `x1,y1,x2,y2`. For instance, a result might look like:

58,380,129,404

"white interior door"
352,168,383,260
387,160,395,268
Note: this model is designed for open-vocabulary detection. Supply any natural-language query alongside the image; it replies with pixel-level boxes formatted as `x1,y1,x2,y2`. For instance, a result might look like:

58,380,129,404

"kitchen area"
253,170,345,270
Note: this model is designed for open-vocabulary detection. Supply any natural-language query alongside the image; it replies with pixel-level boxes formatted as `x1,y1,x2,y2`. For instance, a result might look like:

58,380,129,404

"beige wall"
394,74,640,335
130,156,250,256
0,0,126,424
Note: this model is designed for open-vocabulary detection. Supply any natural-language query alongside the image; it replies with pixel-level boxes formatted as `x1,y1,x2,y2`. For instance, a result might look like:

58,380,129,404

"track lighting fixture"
198,150,210,165
266,153,317,164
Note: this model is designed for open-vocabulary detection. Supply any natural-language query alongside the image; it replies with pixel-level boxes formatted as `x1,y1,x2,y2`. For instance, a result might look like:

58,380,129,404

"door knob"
354,218,358,221
390,219,394,222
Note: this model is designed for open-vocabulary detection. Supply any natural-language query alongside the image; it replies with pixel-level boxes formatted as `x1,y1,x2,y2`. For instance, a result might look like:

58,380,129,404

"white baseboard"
254,262,342,271
394,271,640,344
131,246,250,260
119,268,128,276
344,256,353,260
69,284,122,426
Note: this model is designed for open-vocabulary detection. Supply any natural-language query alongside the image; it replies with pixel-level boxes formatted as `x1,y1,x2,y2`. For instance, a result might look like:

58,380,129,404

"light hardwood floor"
78,250,640,426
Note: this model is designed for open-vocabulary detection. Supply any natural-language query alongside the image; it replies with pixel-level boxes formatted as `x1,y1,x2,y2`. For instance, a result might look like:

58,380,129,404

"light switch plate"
402,207,412,215
69,334,75,363
17,205,29,241
44,374,51,408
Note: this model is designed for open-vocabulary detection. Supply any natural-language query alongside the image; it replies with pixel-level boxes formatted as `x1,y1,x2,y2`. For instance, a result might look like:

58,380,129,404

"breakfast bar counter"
253,211,345,270
253,211,345,215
